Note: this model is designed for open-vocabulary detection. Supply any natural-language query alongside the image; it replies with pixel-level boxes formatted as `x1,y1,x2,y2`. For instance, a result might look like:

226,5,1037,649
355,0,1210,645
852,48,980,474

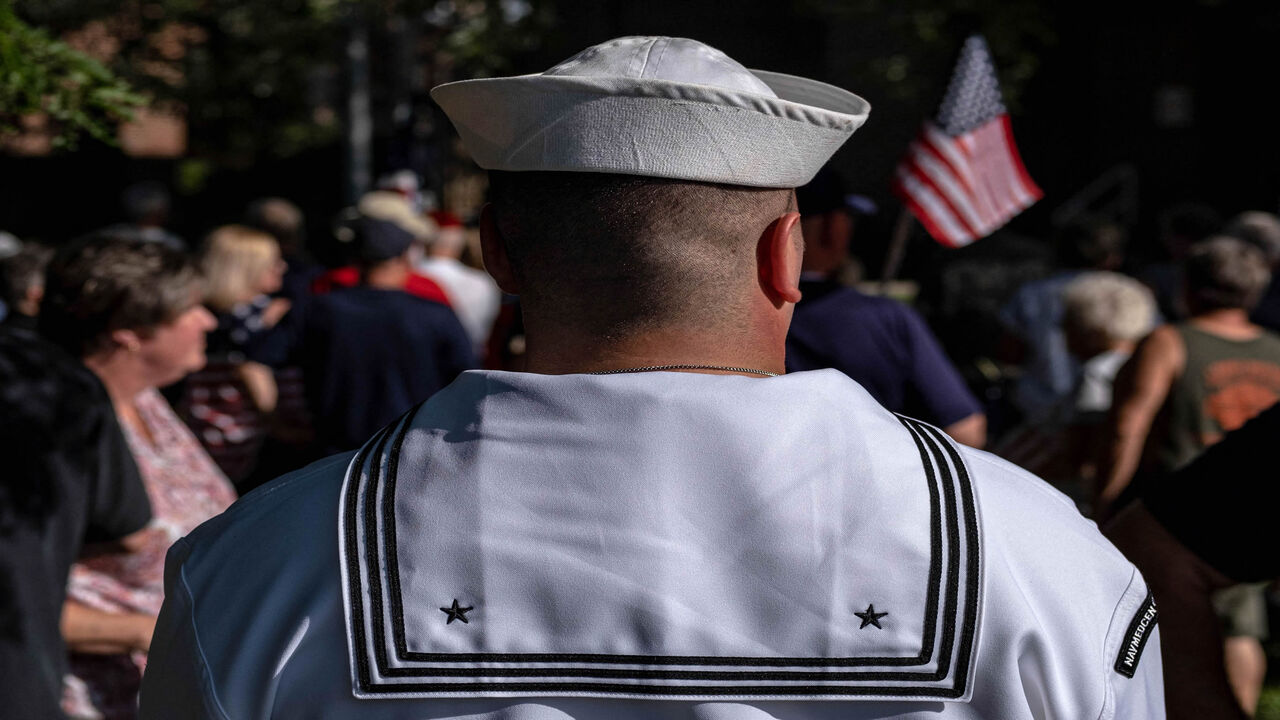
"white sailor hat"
431,36,870,189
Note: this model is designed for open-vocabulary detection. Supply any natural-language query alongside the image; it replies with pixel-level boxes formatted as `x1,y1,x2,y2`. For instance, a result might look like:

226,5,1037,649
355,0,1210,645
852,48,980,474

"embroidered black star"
440,599,474,624
855,603,888,629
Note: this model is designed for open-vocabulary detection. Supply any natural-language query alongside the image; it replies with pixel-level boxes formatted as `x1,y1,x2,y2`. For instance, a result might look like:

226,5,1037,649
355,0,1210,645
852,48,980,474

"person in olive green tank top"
1100,237,1278,511
1149,323,1280,472
1100,235,1277,717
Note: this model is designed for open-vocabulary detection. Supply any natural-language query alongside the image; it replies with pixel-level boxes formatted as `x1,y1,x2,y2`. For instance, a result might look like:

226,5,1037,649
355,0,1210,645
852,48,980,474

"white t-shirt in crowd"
417,256,501,355
1076,349,1133,415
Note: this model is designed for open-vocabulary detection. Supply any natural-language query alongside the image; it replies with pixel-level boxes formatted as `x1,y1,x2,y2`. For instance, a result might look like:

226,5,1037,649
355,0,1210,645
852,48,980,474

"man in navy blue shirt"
298,216,476,455
786,171,986,447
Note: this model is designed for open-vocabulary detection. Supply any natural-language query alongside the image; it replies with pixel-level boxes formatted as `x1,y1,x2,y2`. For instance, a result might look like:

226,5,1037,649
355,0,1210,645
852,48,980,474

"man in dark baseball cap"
291,213,475,457
344,215,416,264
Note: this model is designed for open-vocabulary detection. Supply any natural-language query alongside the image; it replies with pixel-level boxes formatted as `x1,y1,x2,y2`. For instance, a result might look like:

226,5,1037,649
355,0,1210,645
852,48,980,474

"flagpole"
880,207,914,286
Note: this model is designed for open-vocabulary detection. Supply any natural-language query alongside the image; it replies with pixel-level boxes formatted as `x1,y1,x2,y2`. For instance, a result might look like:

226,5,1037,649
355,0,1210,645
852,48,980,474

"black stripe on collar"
342,411,981,698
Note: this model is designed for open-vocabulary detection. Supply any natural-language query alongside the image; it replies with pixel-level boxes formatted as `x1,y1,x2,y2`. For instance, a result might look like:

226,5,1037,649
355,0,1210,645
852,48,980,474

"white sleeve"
1102,572,1166,719
138,538,229,720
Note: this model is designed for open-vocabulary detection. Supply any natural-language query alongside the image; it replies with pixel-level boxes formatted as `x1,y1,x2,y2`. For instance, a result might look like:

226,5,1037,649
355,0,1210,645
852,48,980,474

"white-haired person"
998,218,1129,425
994,271,1156,507
1063,272,1159,425
1061,272,1156,498
141,37,1163,719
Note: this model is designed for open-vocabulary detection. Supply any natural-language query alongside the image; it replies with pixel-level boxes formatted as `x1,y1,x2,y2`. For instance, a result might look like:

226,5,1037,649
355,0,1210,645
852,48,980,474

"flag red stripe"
893,170,971,246
969,120,1033,215
899,167,976,244
903,156,984,240
917,130,978,200
904,142,986,228
1000,115,1043,201
921,125,1003,228
962,131,1013,219
981,122,1033,210
991,121,1039,208
894,161,973,246
892,176,961,249
914,134,997,228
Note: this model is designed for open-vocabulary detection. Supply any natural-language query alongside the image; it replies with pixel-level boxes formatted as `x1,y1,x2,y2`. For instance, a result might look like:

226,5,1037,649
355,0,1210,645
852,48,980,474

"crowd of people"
783,170,1280,717
0,176,491,718
1,32,1278,720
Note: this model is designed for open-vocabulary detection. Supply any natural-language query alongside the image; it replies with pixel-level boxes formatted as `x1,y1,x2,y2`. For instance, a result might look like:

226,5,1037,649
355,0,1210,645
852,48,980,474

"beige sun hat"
431,36,869,189
356,191,437,242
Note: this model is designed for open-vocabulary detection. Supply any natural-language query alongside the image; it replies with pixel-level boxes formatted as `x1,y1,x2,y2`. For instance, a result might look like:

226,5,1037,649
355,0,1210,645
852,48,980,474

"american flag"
892,35,1042,247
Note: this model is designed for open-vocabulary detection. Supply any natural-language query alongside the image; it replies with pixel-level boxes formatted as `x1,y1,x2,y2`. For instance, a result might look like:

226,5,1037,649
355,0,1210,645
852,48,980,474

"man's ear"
479,203,520,294
757,211,803,306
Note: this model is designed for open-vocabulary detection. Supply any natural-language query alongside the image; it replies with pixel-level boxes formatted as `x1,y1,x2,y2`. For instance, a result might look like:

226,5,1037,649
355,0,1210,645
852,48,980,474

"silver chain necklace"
588,364,778,377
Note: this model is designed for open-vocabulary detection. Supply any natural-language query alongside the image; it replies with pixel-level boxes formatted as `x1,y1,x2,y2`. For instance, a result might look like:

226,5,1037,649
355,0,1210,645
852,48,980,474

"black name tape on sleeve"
1114,591,1158,679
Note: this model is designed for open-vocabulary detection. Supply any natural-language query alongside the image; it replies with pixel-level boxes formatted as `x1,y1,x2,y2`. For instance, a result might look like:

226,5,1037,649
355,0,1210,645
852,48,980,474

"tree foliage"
0,0,146,149
800,0,1057,112
7,0,1055,160
11,0,552,162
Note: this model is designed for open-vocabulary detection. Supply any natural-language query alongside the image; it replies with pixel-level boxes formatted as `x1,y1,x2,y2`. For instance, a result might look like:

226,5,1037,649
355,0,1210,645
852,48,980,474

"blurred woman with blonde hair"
179,225,290,487
202,225,287,316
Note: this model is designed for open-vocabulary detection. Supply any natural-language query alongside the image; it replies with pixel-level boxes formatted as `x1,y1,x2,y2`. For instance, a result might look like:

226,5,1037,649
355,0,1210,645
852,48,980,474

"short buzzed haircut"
1184,235,1272,313
487,171,794,339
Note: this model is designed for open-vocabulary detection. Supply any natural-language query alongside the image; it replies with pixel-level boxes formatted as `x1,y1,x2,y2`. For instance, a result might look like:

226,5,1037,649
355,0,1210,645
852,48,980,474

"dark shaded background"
2,0,1276,274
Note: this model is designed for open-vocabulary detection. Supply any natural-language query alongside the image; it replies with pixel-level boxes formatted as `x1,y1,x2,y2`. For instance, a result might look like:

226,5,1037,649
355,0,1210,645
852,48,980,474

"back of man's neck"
363,262,409,290
1189,309,1261,339
520,325,785,377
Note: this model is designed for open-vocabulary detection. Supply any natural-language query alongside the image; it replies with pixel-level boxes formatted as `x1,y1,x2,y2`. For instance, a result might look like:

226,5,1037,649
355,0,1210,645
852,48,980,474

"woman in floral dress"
39,234,237,719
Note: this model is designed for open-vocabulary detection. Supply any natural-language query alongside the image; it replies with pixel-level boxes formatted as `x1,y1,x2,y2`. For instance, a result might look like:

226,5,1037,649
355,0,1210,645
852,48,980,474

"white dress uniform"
140,369,1163,719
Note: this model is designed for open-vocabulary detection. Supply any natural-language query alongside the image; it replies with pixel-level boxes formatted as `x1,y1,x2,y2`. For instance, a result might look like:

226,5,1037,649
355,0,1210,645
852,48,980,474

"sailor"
140,36,1164,719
